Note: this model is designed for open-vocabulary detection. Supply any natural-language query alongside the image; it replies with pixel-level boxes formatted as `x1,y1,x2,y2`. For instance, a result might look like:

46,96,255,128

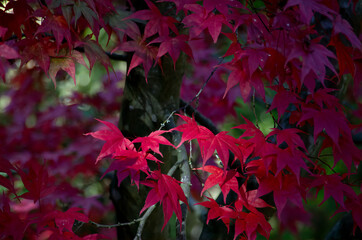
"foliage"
0,0,361,239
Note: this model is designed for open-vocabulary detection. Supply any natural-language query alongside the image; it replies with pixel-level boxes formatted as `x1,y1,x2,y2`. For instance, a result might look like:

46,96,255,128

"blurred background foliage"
1,5,361,239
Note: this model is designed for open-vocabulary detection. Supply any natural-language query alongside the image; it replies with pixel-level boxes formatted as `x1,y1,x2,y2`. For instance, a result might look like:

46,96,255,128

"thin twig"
307,155,337,174
186,57,224,109
252,89,260,128
90,219,142,228
159,110,177,130
134,205,157,240
159,57,223,131
268,111,283,129
180,99,219,134
319,154,334,157
247,0,271,34
74,46,127,61
2,35,128,62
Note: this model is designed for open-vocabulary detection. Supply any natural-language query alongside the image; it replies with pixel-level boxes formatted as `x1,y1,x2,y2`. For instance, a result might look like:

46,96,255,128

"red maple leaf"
333,15,361,49
306,88,342,110
197,166,241,202
174,115,243,169
0,194,32,240
329,35,356,77
140,170,188,230
267,88,299,120
172,114,210,146
310,174,357,209
234,115,266,156
286,39,337,82
33,9,72,52
198,131,243,170
17,37,56,73
79,39,114,77
85,119,133,163
262,143,309,182
218,195,272,240
113,24,158,81
342,193,362,232
222,60,248,99
222,59,265,101
196,196,234,226
182,4,230,43
284,0,334,23
245,159,267,179
279,202,310,233
203,0,243,15
73,0,99,30
157,0,197,14
102,149,160,188
197,183,272,240
297,107,351,146
48,50,87,87
0,159,16,197
44,207,89,234
17,162,57,203
149,35,194,66
133,130,174,156
129,0,178,38
232,209,272,240
0,43,20,60
320,132,362,170
237,48,268,77
257,174,306,218
266,128,306,152
239,186,272,210
1,0,35,39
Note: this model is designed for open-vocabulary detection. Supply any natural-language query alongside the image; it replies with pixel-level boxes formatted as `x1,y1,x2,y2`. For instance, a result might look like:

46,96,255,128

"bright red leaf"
141,170,188,230
198,131,244,170
133,130,174,156
197,166,241,202
85,119,133,163
102,149,159,188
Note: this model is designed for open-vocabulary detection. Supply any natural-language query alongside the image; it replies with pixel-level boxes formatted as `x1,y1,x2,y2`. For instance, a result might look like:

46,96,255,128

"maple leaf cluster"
0,0,361,239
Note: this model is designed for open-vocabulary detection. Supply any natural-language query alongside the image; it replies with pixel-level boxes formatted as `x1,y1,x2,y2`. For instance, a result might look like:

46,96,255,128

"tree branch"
90,219,142,228
133,156,189,240
170,118,190,240
179,99,219,135
133,205,157,240
74,46,127,61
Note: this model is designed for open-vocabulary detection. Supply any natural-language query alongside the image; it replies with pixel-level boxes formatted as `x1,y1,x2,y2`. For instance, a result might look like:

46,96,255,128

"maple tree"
0,0,361,239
